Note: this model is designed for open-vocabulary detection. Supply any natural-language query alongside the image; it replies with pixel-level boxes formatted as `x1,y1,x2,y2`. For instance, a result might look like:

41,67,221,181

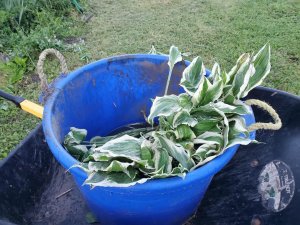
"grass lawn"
0,0,299,158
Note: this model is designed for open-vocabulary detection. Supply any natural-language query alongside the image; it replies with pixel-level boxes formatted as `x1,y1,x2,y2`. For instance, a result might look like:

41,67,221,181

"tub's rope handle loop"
245,99,282,132
37,48,68,92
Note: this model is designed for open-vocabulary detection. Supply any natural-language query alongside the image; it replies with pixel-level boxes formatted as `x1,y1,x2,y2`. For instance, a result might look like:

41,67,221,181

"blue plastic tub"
43,54,255,225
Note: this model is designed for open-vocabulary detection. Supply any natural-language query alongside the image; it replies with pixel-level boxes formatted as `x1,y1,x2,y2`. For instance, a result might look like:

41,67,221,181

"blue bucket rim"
43,53,255,190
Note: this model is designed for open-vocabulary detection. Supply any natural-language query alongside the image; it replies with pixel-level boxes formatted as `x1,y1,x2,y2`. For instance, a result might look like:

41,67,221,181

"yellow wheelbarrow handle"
0,89,43,119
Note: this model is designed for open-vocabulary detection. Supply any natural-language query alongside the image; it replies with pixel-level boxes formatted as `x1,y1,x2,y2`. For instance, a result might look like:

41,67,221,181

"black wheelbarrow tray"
0,86,299,225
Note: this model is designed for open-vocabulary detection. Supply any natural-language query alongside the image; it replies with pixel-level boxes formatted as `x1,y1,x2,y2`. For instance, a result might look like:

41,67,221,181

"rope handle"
245,99,282,132
37,48,68,92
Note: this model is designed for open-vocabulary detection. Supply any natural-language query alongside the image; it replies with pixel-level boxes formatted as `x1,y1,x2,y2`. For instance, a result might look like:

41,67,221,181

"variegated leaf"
180,56,205,95
155,134,195,169
199,78,223,106
242,44,271,97
172,110,197,128
209,62,221,84
175,124,196,140
231,54,255,99
84,171,149,188
192,119,220,136
64,127,87,146
151,165,187,179
153,147,172,173
224,137,253,150
193,144,217,161
88,160,135,178
94,135,142,162
194,131,224,146
147,95,182,124
212,101,251,115
226,53,250,85
178,93,193,111
191,76,208,105
168,45,182,70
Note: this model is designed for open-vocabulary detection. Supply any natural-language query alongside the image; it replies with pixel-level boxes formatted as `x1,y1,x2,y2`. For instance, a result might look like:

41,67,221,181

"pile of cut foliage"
64,44,270,187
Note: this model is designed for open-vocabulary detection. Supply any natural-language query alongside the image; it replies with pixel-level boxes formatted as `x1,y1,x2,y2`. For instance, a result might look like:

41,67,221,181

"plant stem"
164,66,173,95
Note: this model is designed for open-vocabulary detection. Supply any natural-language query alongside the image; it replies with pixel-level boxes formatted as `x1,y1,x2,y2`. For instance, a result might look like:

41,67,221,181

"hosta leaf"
147,95,182,124
192,119,220,136
70,163,90,173
178,93,193,111
226,53,250,85
172,110,197,128
228,116,248,134
64,127,87,145
88,160,135,178
221,71,230,85
168,45,182,70
151,165,186,179
178,141,194,151
243,44,271,97
90,127,155,147
155,134,195,170
153,148,172,173
66,145,88,159
175,124,196,140
180,56,205,95
193,144,218,161
224,137,253,150
84,152,111,162
84,171,149,188
199,78,223,106
141,140,154,167
94,135,142,162
141,145,153,161
212,106,229,147
191,76,208,106
209,62,221,84
165,46,182,95
231,54,255,98
87,161,110,171
192,154,219,170
212,101,251,115
194,132,224,145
